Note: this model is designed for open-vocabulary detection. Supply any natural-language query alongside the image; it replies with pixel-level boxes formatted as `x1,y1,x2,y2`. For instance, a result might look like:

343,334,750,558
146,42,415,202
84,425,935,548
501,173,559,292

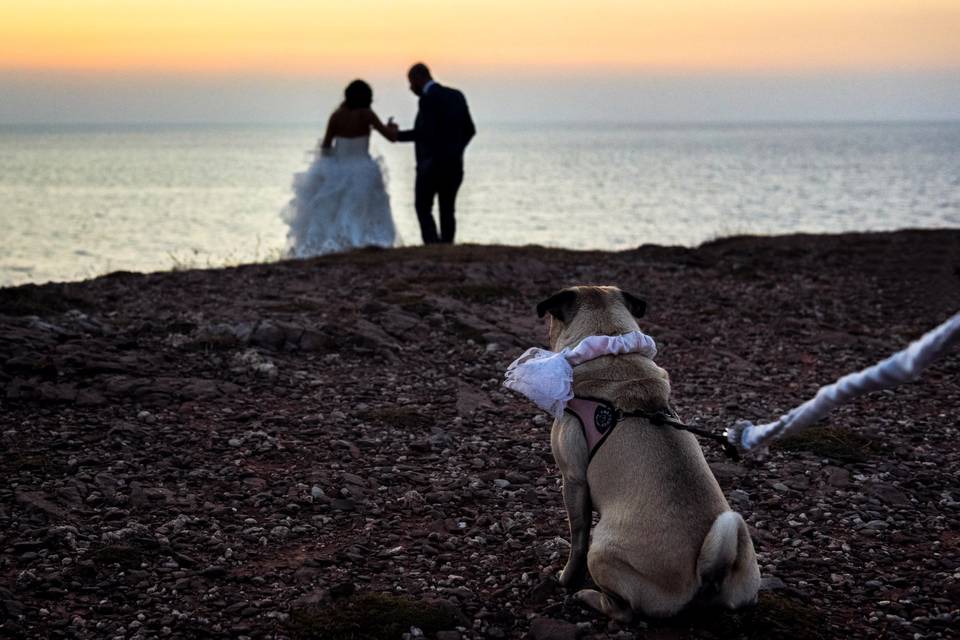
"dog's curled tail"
696,510,760,609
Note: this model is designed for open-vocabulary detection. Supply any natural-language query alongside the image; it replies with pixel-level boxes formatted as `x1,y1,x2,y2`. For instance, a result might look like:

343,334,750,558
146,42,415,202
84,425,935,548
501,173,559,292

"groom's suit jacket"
398,84,475,172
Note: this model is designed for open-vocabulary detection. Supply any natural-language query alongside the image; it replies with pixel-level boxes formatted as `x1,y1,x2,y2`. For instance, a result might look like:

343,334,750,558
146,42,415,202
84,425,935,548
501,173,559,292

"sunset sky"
2,0,959,123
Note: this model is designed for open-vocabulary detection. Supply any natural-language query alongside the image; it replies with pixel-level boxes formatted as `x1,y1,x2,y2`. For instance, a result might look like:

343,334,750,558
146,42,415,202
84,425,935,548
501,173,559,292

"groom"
392,63,476,244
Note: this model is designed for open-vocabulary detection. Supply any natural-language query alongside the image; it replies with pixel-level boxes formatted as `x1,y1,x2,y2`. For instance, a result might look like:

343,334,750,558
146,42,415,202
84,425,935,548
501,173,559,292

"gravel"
1,231,958,639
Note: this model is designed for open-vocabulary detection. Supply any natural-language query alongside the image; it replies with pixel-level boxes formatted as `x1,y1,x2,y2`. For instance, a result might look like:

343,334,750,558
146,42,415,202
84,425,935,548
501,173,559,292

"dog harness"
564,397,740,462
504,331,739,461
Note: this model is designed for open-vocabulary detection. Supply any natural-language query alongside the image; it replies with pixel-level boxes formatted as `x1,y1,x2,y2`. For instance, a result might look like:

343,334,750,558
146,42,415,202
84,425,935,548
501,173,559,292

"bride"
282,80,399,257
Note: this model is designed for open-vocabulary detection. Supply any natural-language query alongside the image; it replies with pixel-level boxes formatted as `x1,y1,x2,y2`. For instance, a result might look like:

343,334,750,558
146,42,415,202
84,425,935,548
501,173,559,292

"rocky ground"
1,229,958,640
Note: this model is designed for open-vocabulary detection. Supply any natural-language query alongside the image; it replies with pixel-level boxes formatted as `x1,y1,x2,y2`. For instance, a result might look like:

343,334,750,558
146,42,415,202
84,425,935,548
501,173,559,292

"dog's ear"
536,289,579,323
620,291,647,318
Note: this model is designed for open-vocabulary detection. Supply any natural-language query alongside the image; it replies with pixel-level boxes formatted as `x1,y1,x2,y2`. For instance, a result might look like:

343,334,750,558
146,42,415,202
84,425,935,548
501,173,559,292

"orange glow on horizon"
2,1,959,76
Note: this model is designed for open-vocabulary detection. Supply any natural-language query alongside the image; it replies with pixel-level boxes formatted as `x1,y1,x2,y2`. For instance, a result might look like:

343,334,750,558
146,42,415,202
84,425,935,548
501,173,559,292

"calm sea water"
1,122,958,287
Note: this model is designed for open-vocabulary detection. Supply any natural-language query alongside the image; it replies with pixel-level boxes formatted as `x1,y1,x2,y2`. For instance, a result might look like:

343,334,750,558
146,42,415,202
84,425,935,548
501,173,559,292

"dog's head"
536,285,647,350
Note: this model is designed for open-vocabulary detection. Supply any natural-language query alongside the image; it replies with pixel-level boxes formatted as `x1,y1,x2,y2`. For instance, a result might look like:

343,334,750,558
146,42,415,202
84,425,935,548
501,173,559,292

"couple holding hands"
282,63,476,257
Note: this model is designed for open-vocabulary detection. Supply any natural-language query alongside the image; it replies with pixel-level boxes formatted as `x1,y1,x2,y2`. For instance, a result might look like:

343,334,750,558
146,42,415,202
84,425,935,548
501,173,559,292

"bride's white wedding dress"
281,136,396,257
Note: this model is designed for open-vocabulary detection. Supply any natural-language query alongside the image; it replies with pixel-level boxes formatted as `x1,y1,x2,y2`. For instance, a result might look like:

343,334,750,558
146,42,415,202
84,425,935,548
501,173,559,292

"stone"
14,490,68,520
868,483,911,507
525,577,559,605
330,499,356,511
349,320,398,350
785,476,810,490
250,322,289,350
760,576,787,591
201,566,229,579
341,472,366,486
824,466,852,488
401,490,426,513
529,617,578,640
293,565,324,583
709,462,747,483
456,382,493,416
328,582,355,599
379,309,421,334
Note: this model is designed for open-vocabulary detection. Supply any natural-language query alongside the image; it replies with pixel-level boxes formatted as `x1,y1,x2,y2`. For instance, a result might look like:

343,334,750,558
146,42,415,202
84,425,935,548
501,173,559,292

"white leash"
727,311,960,455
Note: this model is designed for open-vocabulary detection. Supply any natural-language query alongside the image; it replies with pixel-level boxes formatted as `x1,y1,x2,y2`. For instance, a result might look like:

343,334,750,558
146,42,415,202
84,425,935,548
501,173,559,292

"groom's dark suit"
397,83,475,244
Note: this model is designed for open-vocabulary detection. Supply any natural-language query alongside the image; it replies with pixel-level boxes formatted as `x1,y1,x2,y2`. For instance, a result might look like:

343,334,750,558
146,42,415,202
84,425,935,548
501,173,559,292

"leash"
624,408,741,462
728,310,960,455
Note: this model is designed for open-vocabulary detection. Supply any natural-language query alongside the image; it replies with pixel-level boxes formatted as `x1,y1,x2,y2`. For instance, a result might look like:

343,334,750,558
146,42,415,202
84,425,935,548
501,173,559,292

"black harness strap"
567,397,740,462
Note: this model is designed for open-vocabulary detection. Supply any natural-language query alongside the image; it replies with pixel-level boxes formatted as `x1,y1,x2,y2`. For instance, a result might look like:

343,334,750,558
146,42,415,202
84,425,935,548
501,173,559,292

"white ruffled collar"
502,331,658,418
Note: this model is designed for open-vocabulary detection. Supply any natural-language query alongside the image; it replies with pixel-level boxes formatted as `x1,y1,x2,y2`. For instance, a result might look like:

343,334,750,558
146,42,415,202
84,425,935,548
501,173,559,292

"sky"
1,0,959,123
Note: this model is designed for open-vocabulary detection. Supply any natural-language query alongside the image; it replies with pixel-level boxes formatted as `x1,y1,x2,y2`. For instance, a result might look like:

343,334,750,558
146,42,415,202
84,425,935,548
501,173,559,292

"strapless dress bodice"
333,135,370,158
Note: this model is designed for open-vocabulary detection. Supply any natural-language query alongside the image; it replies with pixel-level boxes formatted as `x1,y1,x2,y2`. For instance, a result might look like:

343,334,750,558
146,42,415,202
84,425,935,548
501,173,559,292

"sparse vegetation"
167,241,285,272
775,424,882,462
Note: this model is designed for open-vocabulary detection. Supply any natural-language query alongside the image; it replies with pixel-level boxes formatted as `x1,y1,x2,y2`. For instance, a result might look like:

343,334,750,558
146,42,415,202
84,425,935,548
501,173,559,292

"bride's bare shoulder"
326,107,356,135
356,107,378,122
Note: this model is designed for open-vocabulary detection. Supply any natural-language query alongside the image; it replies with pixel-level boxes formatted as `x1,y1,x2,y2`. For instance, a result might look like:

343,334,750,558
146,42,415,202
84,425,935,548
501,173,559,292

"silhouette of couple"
282,63,475,257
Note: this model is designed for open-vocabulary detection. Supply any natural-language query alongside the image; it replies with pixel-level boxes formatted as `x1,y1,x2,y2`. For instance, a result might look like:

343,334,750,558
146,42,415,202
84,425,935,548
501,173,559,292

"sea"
1,122,958,287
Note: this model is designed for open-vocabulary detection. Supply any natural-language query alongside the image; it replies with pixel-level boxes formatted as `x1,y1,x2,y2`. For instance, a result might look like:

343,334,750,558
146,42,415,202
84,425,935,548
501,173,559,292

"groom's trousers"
415,163,464,244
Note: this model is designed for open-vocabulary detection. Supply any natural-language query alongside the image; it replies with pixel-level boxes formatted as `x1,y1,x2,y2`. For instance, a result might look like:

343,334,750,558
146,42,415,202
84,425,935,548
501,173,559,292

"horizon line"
2,117,960,128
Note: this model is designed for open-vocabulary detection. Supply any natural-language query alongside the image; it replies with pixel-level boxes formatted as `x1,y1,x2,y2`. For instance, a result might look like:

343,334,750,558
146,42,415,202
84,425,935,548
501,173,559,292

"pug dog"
538,285,760,621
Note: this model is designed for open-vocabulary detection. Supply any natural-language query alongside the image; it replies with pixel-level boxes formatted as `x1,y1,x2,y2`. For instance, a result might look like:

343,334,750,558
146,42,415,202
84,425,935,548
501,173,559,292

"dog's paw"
574,588,602,608
558,564,586,589
575,589,634,623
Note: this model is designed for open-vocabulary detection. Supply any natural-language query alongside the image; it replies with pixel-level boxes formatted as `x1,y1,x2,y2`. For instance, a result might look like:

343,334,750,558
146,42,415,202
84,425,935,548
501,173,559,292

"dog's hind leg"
575,589,634,624
558,477,591,587
696,511,761,609
551,416,592,588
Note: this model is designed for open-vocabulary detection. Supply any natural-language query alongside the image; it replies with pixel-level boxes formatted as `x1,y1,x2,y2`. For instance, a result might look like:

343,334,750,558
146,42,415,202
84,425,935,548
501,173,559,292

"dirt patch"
90,545,146,569
0,283,91,316
288,592,463,640
360,407,434,429
656,592,833,640
446,284,520,304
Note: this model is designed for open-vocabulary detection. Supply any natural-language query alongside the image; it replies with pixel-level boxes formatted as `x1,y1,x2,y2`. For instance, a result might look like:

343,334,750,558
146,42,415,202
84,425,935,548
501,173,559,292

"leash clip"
653,410,740,462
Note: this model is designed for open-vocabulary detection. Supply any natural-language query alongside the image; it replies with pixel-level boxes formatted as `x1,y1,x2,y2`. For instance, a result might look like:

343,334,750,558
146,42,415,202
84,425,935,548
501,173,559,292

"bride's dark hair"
343,80,373,110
